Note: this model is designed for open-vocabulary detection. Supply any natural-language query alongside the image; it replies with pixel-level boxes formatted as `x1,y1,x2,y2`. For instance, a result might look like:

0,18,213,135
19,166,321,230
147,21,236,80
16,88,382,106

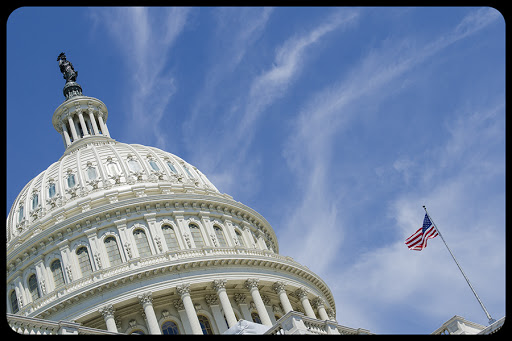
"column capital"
245,278,259,290
295,287,309,300
138,291,153,306
272,281,287,294
312,297,325,309
176,283,191,297
212,279,227,291
98,304,115,318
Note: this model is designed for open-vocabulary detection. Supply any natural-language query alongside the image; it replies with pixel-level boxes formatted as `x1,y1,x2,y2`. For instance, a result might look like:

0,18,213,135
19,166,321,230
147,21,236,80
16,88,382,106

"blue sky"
6,7,505,334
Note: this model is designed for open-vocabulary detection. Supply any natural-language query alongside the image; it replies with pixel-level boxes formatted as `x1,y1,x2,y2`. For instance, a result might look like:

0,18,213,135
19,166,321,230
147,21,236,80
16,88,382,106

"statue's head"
57,52,66,62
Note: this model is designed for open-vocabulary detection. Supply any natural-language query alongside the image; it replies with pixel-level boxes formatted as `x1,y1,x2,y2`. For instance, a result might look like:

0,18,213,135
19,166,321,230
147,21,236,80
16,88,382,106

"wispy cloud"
193,9,359,196
279,7,501,278
236,9,359,148
89,7,191,150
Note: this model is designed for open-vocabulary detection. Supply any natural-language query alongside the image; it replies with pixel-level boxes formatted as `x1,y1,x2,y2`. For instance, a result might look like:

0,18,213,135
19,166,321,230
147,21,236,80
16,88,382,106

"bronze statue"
57,52,78,83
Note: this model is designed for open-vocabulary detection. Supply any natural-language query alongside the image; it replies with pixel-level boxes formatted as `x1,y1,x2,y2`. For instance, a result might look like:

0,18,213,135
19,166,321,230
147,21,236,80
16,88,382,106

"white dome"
7,56,340,335
6,141,221,244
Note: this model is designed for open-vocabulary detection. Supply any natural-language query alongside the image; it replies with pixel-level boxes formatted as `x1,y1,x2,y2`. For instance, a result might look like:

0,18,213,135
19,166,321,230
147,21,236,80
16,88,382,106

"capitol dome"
6,54,355,335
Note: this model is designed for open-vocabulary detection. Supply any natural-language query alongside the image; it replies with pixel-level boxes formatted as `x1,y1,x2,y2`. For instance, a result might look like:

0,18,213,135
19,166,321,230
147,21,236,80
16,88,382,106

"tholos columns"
177,284,203,334
272,281,293,314
312,297,330,320
138,292,161,334
295,287,317,319
98,304,118,333
245,279,272,326
212,279,237,328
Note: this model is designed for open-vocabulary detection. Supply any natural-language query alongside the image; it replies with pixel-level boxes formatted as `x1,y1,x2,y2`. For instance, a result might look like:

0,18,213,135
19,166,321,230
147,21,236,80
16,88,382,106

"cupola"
53,53,113,155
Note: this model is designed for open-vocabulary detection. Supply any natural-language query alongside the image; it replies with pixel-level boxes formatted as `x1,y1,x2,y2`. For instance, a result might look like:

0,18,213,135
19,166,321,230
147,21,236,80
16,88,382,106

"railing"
264,311,372,335
7,313,121,335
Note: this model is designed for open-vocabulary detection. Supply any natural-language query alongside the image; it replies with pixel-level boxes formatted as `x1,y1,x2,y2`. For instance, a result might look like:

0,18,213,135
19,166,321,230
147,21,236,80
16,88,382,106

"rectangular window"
48,183,56,198
18,205,24,222
67,174,76,188
32,193,39,210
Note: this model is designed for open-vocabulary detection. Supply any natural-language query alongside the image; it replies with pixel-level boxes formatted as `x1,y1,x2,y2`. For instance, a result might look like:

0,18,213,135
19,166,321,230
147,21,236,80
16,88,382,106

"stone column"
212,279,237,328
61,124,72,146
138,292,161,334
295,287,316,319
87,109,100,135
177,284,203,334
77,111,90,137
272,281,293,314
245,279,272,326
98,304,118,333
312,297,330,321
97,113,110,137
67,116,79,141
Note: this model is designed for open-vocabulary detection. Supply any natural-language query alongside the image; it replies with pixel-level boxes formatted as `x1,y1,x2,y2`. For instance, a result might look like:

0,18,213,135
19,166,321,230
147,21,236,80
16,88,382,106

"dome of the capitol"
7,53,362,335
6,136,223,244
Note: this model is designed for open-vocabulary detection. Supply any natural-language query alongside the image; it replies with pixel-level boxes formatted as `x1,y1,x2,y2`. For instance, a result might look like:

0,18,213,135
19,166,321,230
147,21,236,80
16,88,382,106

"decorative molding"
98,304,115,319
212,279,227,292
245,278,259,291
176,283,191,297
234,293,247,305
137,292,153,306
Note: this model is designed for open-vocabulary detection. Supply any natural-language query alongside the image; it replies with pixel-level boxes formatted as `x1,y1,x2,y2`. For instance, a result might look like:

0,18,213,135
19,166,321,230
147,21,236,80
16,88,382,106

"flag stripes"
405,213,439,251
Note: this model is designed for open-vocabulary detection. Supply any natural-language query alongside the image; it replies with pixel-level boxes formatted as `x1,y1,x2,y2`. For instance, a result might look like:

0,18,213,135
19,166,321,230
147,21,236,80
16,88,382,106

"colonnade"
96,279,334,334
59,106,110,147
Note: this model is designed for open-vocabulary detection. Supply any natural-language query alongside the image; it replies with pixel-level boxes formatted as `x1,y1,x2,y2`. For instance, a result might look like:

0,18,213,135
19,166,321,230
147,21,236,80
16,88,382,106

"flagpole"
422,205,495,325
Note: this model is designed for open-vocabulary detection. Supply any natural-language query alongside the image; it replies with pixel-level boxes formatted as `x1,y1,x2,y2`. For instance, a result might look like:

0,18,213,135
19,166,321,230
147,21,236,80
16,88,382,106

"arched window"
251,312,262,324
76,247,93,276
189,224,204,248
104,236,122,266
198,315,213,335
9,290,19,313
214,226,227,247
162,320,180,335
234,230,245,247
162,225,179,251
50,259,65,288
133,229,152,257
28,274,40,302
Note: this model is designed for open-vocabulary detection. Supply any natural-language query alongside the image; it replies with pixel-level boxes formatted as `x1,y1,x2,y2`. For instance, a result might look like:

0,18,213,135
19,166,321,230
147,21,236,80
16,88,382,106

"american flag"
405,213,439,251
